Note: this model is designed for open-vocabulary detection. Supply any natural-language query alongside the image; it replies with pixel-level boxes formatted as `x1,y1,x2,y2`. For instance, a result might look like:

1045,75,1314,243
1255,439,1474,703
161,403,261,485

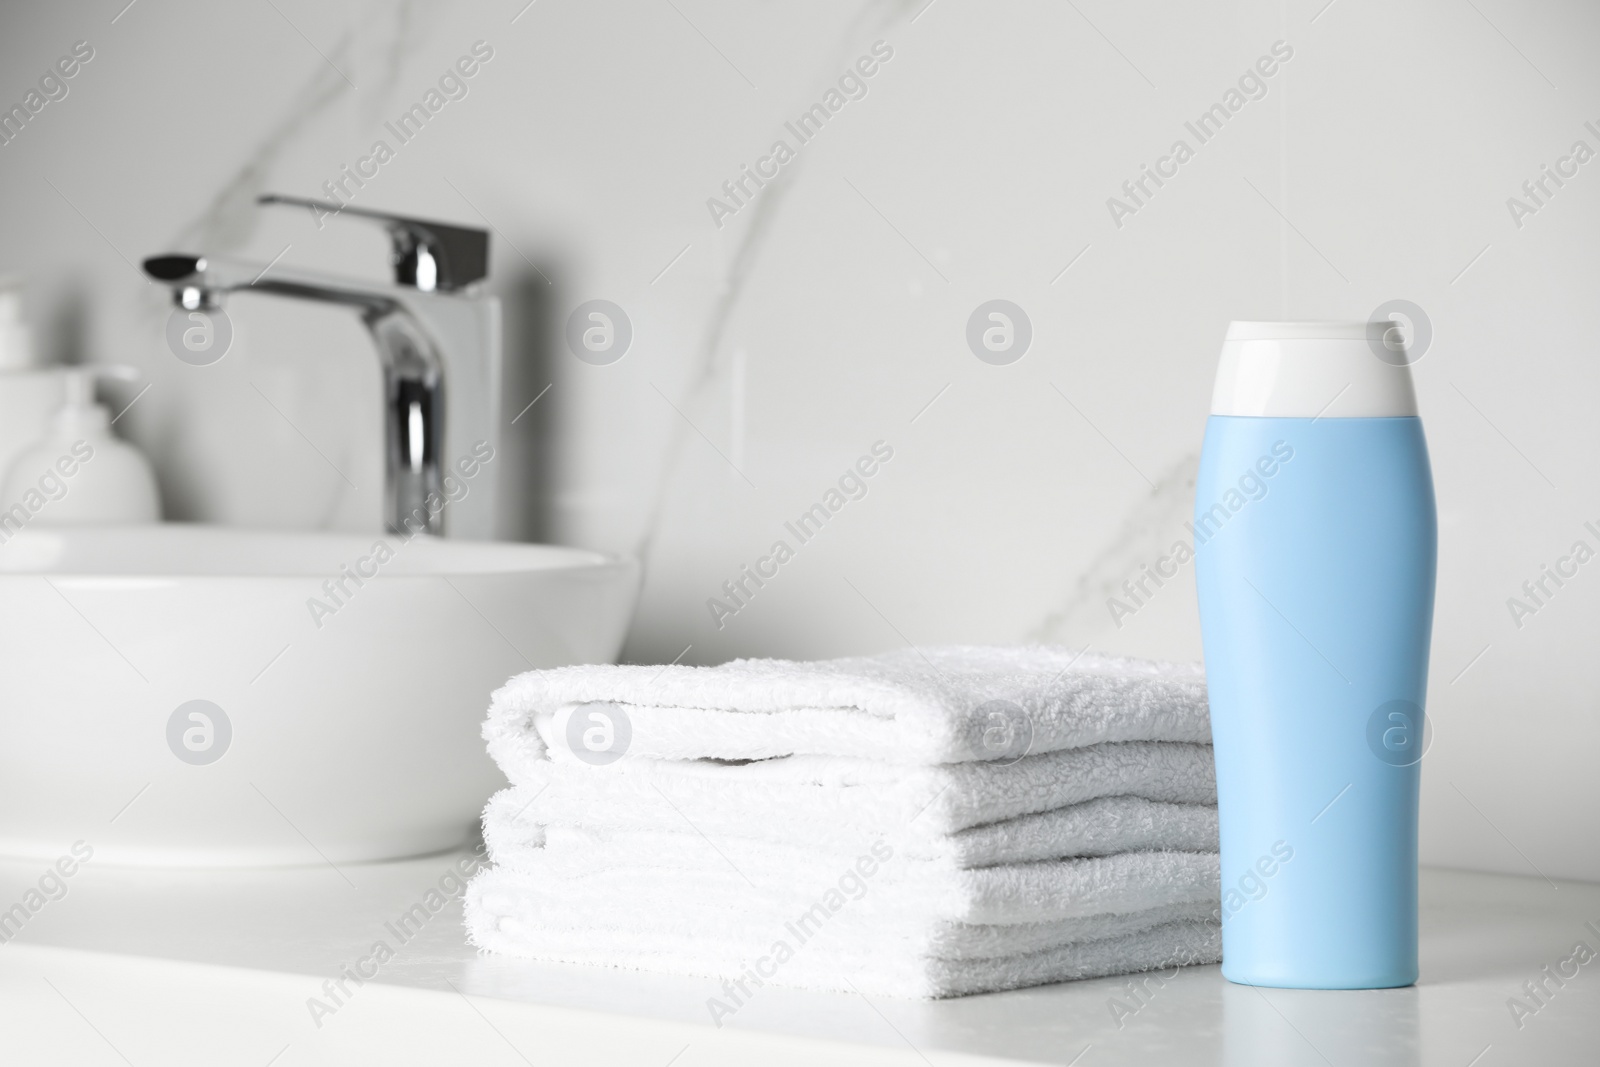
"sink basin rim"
0,523,633,580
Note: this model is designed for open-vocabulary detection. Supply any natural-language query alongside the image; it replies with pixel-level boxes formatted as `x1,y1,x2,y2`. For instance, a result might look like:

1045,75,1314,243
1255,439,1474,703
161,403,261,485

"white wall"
0,0,1595,881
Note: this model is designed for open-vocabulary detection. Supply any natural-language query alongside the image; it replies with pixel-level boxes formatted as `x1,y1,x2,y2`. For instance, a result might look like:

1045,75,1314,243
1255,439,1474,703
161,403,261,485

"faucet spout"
142,252,449,537
368,308,444,536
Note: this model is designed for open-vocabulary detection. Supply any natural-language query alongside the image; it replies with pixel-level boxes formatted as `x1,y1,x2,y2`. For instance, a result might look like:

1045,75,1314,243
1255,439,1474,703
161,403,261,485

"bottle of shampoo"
1194,320,1436,989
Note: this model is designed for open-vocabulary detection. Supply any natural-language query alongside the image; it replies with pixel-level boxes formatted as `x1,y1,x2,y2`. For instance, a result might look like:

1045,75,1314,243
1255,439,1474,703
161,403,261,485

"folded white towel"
469,875,1217,960
484,741,1215,848
471,846,1218,926
468,646,1220,999
468,861,1221,997
484,645,1209,775
485,792,1219,868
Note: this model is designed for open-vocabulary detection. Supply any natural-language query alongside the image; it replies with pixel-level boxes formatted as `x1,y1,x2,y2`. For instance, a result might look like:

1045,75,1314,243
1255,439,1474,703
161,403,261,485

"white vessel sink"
0,524,637,867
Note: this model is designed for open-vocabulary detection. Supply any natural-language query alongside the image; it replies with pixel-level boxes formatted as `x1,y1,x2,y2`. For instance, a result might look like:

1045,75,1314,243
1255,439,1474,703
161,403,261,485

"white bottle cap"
0,280,39,371
52,365,140,435
1211,321,1419,418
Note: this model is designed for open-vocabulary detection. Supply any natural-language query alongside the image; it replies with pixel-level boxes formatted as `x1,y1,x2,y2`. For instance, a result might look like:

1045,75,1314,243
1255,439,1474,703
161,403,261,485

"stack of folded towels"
465,646,1221,998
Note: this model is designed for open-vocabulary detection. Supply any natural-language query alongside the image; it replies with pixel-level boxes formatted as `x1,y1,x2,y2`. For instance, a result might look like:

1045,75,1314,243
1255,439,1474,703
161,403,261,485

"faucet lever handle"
257,194,490,293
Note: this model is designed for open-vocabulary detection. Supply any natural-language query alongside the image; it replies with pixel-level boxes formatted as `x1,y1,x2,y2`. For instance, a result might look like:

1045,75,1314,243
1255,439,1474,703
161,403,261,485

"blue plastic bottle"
1194,321,1437,989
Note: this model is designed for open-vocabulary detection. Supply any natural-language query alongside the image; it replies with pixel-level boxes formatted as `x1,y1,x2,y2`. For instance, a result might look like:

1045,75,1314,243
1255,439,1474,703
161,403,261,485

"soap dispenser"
1,365,161,524
0,279,68,481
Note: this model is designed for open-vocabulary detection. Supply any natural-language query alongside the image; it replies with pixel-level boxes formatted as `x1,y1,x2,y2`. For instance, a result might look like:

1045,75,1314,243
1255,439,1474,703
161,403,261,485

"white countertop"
0,849,1595,1065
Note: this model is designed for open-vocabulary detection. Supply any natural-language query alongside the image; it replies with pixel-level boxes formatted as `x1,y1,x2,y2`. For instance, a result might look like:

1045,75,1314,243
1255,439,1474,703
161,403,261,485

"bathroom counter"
0,851,1594,1065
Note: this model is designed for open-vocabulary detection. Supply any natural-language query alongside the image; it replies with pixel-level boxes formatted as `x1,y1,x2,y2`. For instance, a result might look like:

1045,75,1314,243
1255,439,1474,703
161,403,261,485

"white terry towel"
483,645,1209,777
469,646,1220,998
470,872,1218,961
483,740,1215,849
484,792,1220,869
471,847,1220,926
468,863,1221,998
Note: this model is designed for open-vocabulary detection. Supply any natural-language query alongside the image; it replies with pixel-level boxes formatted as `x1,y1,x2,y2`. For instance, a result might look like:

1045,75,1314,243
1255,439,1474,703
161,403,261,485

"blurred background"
0,0,1595,880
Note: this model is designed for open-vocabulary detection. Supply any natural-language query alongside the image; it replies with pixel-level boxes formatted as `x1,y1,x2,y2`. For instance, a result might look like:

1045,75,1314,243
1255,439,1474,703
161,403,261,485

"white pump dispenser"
0,365,160,525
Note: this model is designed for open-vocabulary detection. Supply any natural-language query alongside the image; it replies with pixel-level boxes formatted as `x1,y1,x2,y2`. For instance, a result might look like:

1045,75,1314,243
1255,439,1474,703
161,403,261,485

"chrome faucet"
143,196,502,538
